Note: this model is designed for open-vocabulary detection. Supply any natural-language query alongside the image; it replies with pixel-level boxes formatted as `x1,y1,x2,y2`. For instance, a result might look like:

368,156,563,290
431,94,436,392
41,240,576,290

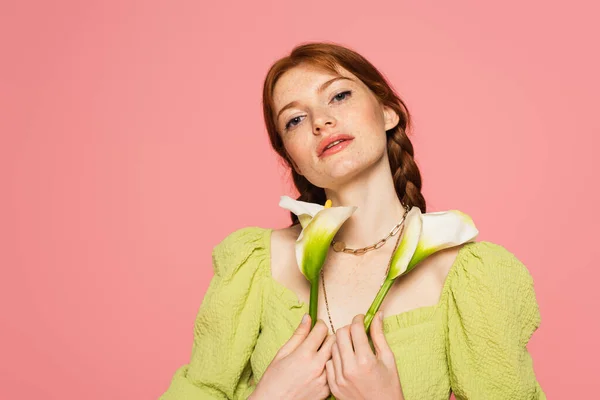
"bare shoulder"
271,224,301,242
405,243,466,288
270,224,301,251
426,244,467,286
269,224,302,280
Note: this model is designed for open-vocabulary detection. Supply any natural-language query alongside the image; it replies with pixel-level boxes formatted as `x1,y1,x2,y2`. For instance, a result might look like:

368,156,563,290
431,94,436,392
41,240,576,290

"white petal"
298,214,312,230
279,196,324,219
408,210,479,270
295,205,357,280
419,210,478,250
388,207,423,278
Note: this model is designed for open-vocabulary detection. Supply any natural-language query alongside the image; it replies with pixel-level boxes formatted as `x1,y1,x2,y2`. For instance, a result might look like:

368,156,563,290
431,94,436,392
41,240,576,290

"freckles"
345,107,383,135
286,138,316,173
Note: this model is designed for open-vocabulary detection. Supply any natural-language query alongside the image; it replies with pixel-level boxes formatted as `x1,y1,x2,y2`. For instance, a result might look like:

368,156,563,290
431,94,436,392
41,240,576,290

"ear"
383,105,400,131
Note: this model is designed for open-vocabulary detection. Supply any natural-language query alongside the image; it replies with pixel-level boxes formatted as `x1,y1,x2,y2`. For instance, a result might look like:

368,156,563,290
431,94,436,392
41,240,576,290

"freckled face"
272,64,398,189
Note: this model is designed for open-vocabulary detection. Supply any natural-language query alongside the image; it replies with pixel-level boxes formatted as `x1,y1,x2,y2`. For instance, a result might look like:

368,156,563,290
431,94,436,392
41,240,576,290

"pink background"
2,0,598,398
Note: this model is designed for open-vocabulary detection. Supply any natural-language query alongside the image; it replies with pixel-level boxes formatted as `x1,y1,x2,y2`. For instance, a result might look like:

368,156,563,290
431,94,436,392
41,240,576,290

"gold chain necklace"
331,204,409,255
321,212,407,334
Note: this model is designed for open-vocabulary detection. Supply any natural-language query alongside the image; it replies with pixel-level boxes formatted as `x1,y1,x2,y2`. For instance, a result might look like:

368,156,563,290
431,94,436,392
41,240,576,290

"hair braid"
388,128,427,213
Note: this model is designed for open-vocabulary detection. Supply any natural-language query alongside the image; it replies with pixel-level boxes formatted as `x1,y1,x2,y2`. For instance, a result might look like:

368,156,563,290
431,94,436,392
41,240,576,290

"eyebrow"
276,76,355,123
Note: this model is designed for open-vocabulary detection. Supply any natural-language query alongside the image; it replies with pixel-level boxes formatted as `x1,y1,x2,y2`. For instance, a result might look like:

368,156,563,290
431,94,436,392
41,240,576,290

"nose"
313,113,336,135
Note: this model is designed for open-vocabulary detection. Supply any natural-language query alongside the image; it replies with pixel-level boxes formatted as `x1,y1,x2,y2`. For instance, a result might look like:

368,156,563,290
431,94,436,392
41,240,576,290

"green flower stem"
364,278,395,333
309,277,319,329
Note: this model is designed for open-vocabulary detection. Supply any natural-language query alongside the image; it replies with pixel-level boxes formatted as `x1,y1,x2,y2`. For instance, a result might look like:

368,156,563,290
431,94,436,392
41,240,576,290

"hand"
252,315,335,400
325,312,404,400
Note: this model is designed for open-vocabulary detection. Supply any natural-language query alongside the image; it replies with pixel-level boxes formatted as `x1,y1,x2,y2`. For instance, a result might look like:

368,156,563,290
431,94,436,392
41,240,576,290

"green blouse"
161,227,546,400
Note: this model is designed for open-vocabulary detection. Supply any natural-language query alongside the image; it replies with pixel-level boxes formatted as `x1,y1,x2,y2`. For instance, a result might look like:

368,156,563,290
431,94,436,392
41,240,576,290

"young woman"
161,42,545,400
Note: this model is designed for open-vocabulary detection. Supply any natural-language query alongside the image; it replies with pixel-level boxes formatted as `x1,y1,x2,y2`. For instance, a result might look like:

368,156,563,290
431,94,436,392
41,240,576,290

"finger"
350,314,373,360
335,325,354,364
300,319,329,353
331,341,344,382
277,313,311,358
325,360,339,395
317,333,336,364
370,311,392,358
319,369,331,399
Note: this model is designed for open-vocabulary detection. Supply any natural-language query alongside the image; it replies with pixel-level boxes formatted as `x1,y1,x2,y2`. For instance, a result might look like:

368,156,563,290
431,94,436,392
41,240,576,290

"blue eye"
285,115,304,130
283,90,352,131
333,90,352,102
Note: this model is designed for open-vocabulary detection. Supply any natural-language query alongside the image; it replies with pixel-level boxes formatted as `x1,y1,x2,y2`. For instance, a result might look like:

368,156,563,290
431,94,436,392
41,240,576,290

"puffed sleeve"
445,241,546,400
160,227,268,400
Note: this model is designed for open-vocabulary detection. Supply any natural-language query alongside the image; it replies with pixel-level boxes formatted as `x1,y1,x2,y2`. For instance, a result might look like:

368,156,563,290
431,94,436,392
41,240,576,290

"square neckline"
261,227,477,331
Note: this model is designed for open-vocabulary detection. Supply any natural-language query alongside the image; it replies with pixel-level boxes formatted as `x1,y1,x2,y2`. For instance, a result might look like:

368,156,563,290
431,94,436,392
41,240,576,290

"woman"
161,42,545,400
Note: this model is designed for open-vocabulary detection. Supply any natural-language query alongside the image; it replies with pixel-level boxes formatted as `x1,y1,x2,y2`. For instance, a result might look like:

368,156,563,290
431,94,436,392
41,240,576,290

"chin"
305,145,386,187
328,159,363,177
311,158,374,188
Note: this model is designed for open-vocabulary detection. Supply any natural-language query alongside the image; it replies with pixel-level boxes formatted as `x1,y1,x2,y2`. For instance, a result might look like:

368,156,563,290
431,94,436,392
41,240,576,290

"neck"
324,158,406,248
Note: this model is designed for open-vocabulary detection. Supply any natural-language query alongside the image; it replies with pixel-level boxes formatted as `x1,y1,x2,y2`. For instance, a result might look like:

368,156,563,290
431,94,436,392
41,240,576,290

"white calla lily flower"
279,195,357,327
364,207,479,331
408,209,479,271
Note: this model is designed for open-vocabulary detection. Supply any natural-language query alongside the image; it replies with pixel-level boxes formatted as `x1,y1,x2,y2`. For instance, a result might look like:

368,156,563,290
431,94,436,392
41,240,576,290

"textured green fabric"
160,227,545,400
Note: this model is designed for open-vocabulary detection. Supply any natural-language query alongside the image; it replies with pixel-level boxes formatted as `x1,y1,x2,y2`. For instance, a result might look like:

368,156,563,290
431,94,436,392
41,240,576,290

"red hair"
262,42,426,225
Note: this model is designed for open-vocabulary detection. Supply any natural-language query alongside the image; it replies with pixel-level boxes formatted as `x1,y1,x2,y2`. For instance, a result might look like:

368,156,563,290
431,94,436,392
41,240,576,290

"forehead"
272,64,362,108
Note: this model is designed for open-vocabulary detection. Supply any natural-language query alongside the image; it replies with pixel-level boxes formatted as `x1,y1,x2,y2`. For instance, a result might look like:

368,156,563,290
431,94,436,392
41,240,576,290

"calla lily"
279,195,357,328
363,207,479,332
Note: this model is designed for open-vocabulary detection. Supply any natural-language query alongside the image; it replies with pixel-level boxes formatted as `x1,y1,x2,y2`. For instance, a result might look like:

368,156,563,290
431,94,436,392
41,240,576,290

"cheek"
346,100,385,133
283,136,312,167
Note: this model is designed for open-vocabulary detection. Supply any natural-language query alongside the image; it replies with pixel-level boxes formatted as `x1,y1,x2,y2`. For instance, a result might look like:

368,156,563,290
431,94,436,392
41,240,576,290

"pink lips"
317,134,355,158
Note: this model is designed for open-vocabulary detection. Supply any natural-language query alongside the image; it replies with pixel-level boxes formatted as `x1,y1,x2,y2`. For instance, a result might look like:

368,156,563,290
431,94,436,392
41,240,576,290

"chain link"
331,204,409,256
321,206,409,334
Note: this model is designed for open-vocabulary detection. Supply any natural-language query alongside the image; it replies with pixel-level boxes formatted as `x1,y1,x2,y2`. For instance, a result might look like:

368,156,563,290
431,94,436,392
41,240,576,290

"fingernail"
301,314,309,324
379,311,384,321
